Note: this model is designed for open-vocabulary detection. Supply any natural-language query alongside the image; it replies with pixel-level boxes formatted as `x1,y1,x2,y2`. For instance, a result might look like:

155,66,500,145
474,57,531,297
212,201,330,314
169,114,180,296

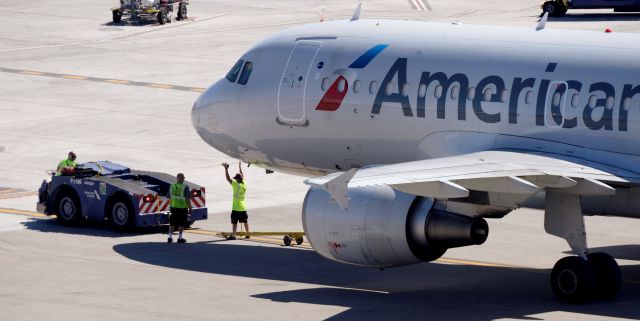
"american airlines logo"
317,46,638,132
316,44,388,111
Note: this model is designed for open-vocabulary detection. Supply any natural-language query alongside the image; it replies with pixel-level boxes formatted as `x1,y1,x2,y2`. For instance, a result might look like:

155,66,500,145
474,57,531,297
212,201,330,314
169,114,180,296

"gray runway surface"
1,0,640,320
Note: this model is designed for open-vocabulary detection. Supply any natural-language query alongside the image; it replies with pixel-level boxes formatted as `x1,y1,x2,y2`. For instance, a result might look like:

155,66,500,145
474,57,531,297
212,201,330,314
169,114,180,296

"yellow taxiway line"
62,75,88,80
1,67,205,93
0,191,39,200
0,208,49,218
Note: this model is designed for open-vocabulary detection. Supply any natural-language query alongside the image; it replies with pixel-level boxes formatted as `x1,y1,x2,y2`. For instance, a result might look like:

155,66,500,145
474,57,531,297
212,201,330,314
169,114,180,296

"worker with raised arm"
223,161,249,240
56,151,77,176
166,173,192,244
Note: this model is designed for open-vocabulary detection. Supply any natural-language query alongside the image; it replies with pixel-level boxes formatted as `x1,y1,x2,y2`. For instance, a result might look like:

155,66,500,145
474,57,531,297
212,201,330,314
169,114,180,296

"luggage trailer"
111,0,189,25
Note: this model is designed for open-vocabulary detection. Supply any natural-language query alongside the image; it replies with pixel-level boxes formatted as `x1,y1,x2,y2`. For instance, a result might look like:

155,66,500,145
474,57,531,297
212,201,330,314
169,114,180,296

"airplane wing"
304,150,640,210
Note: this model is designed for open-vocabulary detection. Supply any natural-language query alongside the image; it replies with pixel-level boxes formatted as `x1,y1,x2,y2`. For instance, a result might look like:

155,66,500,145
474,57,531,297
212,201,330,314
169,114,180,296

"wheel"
55,190,82,225
157,7,167,25
295,236,304,245
542,1,566,17
112,10,122,23
588,252,621,300
283,235,292,246
550,256,597,303
557,5,568,16
177,3,187,21
109,197,134,230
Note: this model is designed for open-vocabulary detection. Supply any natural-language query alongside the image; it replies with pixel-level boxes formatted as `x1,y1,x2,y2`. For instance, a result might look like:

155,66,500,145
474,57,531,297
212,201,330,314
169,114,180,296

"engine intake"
302,185,489,267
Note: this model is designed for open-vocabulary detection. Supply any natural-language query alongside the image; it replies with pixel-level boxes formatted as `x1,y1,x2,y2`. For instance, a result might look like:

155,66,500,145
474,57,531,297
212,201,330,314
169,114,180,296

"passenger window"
606,96,614,110
451,86,459,99
501,89,509,103
468,87,475,100
552,92,561,107
369,81,378,94
525,91,534,104
401,83,410,97
385,82,394,95
337,78,346,93
623,97,631,111
571,94,580,108
483,88,493,101
418,84,427,98
237,61,253,85
353,80,362,93
434,85,442,98
321,77,330,91
225,59,244,83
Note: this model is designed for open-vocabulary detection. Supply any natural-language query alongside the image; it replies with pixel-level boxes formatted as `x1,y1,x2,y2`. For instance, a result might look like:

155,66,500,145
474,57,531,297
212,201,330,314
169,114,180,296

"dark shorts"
170,207,189,227
231,210,248,224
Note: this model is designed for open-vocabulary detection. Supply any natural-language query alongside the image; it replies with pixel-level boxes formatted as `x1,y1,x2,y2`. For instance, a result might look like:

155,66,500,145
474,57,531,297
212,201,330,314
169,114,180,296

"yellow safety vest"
56,159,76,176
170,183,188,209
232,180,246,211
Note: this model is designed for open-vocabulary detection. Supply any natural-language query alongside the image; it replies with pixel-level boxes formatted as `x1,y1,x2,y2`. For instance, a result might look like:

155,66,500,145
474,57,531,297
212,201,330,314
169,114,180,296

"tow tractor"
542,0,640,17
37,161,207,230
111,0,189,25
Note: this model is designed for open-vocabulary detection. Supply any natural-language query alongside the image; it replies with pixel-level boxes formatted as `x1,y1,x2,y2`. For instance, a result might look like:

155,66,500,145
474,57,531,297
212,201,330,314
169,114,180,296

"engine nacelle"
302,185,489,267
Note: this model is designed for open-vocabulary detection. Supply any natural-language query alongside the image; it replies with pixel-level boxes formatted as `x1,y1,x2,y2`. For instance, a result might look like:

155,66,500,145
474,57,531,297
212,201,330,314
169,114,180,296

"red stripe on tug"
316,76,348,111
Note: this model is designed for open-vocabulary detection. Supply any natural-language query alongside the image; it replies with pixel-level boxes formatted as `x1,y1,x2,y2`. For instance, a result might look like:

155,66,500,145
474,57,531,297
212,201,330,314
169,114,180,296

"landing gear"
550,253,621,303
545,190,621,302
588,252,622,300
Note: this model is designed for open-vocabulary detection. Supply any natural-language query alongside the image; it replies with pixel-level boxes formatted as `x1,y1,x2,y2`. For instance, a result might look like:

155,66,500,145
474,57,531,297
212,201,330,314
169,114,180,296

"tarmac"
1,0,640,320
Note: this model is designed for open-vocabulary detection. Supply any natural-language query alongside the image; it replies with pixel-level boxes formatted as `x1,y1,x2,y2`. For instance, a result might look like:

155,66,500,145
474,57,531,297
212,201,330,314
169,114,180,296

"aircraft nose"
191,80,224,135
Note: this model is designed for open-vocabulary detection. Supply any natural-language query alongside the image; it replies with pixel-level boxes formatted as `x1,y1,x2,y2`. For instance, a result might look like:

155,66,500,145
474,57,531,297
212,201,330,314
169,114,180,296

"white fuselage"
192,19,640,177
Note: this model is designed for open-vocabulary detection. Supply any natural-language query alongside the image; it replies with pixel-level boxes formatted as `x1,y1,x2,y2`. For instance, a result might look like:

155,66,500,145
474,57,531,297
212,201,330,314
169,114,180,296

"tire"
177,3,187,21
588,252,621,301
542,1,566,17
112,10,122,23
550,256,597,303
295,236,304,245
157,7,167,25
283,235,292,246
108,197,134,231
55,189,82,225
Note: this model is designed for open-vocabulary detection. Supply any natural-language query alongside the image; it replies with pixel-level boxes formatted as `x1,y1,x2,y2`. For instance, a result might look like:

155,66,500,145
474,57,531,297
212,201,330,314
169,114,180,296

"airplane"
191,5,640,303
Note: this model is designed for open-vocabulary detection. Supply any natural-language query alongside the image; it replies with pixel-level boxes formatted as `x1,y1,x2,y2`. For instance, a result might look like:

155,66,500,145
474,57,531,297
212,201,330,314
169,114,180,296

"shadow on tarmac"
551,13,640,22
113,241,640,321
20,217,164,238
103,20,160,27
567,244,640,261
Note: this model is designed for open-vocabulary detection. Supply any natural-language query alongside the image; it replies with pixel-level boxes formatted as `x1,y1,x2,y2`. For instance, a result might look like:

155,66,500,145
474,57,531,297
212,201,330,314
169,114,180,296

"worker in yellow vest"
56,151,77,176
166,173,192,243
223,161,249,240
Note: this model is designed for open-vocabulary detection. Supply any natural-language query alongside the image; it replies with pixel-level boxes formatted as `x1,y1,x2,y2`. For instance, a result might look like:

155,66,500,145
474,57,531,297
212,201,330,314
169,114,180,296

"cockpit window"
237,61,253,85
226,60,244,83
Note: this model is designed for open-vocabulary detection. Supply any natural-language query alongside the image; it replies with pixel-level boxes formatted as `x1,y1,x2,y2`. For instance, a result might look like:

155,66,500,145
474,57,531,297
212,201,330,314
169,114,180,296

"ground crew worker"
166,173,192,244
223,161,249,240
56,151,77,176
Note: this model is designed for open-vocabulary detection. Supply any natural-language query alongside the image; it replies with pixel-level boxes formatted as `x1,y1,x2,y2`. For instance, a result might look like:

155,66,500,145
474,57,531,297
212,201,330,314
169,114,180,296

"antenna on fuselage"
536,12,549,31
351,1,363,21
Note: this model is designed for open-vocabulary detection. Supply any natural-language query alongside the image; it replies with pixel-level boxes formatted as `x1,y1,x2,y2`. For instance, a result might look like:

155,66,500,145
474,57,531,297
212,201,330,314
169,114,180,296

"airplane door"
277,41,321,125
544,81,568,127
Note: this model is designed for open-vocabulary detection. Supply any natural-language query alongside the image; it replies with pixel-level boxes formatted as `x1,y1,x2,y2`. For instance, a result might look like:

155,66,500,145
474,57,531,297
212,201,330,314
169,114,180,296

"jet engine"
302,185,489,267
